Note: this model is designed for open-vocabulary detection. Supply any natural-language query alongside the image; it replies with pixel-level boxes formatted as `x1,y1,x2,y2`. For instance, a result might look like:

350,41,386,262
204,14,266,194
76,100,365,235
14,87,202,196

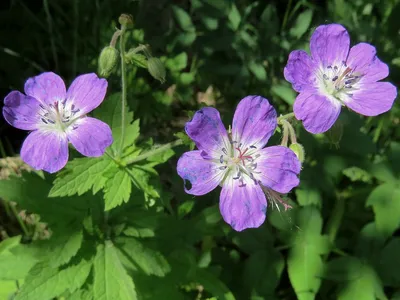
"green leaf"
366,182,400,237
0,280,19,299
243,249,284,297
248,61,267,81
288,207,330,300
94,93,140,152
49,157,113,197
228,4,241,30
0,235,21,253
195,268,236,300
115,237,170,277
295,188,322,207
343,166,372,183
172,5,195,32
328,257,386,300
104,169,131,211
16,258,92,300
93,241,137,300
289,10,313,38
165,52,188,71
378,238,400,286
0,172,89,225
36,229,83,267
0,244,37,280
201,16,218,30
271,83,296,105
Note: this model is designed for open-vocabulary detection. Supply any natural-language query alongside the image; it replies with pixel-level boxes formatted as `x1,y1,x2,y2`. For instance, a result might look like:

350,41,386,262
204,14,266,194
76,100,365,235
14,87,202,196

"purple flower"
177,96,301,231
2,72,113,173
284,23,397,134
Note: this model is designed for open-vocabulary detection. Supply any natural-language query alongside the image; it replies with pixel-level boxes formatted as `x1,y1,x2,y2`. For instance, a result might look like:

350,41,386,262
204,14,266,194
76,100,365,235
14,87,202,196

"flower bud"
289,143,305,163
325,121,343,148
98,46,119,78
147,57,166,83
118,14,134,29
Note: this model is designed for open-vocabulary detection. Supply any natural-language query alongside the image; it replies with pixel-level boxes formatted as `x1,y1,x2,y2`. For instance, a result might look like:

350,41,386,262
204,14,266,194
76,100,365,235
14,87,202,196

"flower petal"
67,117,113,157
294,89,341,134
66,73,108,115
177,150,225,196
347,43,389,83
256,146,301,194
24,72,66,105
185,107,230,155
232,96,277,149
21,130,68,173
3,91,41,130
284,50,317,92
342,82,397,116
310,24,350,67
219,177,267,231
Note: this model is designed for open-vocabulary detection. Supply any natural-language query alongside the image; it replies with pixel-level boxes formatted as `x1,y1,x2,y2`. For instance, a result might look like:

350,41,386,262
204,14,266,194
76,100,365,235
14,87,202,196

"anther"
332,76,338,81
220,155,224,164
41,118,48,124
250,145,257,149
219,166,227,170
222,148,228,155
323,74,328,80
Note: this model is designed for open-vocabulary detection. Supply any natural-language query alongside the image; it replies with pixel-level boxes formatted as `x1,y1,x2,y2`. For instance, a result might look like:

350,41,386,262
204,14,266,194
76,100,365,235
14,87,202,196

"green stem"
125,139,183,165
326,193,345,244
278,112,295,124
72,0,79,76
10,204,30,237
281,0,293,31
118,27,127,157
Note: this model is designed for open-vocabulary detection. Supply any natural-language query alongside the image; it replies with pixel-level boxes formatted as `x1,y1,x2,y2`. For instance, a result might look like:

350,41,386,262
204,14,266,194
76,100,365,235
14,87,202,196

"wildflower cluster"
2,23,397,232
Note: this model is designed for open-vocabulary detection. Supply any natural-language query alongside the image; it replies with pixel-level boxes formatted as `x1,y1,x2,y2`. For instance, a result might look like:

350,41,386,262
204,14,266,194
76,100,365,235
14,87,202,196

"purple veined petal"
3,91,41,130
284,50,317,93
67,117,113,157
177,150,225,196
185,107,230,155
219,177,267,232
342,82,397,116
256,146,301,194
24,72,66,105
66,73,108,115
21,130,69,173
346,43,389,83
310,24,350,67
231,96,277,149
294,89,341,134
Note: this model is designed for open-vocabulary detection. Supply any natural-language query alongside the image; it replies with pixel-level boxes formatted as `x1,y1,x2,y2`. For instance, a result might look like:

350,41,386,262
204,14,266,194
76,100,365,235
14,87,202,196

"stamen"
222,148,228,155
219,166,227,170
220,155,224,164
323,74,328,80
41,118,48,124
250,145,257,149
332,76,338,81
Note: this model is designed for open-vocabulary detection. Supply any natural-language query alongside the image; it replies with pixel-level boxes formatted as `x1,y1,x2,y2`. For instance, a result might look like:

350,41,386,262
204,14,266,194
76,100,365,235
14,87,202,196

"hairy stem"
10,204,30,237
278,112,295,123
125,139,183,165
118,27,127,156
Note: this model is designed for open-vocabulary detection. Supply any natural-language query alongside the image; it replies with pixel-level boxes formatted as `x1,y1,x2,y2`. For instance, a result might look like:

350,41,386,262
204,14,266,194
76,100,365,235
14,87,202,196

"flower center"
317,61,362,99
38,100,81,132
218,142,260,186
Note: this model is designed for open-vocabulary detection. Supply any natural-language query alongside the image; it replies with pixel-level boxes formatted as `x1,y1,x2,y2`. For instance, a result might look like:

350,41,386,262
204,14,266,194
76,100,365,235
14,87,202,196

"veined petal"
232,96,277,149
219,177,267,232
24,72,66,105
177,150,225,196
21,130,68,173
3,91,41,130
66,73,108,115
185,107,230,155
342,82,397,116
67,117,113,157
284,50,317,92
256,146,301,194
310,24,350,67
347,43,389,83
294,89,341,134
